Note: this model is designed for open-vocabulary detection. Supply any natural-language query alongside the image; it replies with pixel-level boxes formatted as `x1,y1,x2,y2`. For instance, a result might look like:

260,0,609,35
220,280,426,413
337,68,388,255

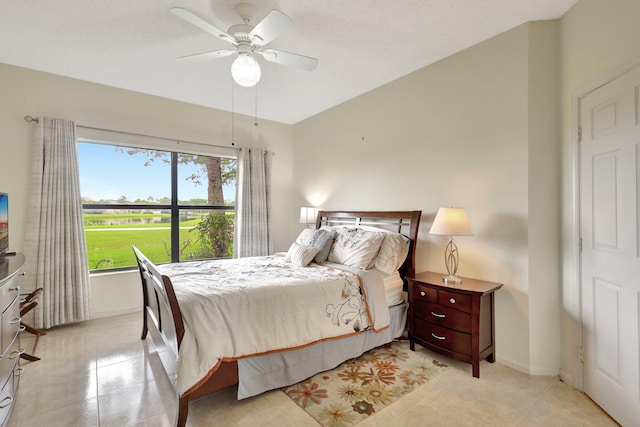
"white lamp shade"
299,206,317,224
231,54,261,87
429,207,473,236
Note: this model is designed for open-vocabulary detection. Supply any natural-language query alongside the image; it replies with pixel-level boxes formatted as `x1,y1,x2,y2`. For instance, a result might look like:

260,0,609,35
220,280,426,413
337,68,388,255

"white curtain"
23,118,91,329
235,148,272,257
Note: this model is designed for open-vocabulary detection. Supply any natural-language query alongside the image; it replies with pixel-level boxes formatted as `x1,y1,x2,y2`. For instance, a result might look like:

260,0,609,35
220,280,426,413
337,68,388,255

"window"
77,141,237,271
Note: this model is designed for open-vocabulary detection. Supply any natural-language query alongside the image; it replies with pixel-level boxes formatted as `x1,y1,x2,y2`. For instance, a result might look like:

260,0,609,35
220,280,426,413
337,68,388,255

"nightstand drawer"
414,318,472,356
0,336,19,388
414,301,471,333
438,290,472,313
411,284,437,303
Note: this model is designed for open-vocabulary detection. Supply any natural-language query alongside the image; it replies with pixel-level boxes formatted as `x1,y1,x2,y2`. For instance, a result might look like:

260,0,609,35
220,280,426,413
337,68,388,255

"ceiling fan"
170,3,318,87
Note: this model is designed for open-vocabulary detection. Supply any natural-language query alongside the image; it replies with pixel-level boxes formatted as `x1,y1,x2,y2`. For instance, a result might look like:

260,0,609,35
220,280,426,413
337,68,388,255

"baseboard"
559,369,577,388
496,355,561,377
496,355,531,375
529,366,560,376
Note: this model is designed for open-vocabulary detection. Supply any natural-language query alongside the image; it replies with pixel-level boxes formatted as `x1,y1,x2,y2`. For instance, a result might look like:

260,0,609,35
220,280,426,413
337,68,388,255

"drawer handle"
0,396,12,409
19,326,25,333
431,333,446,340
449,298,456,304
15,367,24,377
420,291,426,297
9,317,21,325
431,311,445,318
9,285,20,292
9,349,24,360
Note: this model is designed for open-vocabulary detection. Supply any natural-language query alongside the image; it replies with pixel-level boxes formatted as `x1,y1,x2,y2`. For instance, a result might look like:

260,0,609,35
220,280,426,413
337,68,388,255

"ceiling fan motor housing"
227,23,259,51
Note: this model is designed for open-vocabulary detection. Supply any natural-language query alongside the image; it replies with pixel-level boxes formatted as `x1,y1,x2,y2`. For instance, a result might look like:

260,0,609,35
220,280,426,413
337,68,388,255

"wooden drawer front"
414,318,472,356
411,284,437,304
0,367,15,427
0,297,20,357
438,290,472,313
414,301,471,333
0,336,19,388
0,278,19,314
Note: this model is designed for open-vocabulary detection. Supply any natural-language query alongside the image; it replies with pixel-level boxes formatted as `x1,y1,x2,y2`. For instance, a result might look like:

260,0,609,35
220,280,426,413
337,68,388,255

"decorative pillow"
374,232,411,274
328,228,386,269
285,242,320,267
295,228,316,245
295,228,336,263
309,229,335,263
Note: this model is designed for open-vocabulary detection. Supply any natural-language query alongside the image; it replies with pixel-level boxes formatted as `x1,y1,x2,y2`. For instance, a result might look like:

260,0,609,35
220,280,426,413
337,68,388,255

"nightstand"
406,271,503,378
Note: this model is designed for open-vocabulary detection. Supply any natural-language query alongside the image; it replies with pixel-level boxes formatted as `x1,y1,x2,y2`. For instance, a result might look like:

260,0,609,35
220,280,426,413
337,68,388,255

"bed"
134,210,421,427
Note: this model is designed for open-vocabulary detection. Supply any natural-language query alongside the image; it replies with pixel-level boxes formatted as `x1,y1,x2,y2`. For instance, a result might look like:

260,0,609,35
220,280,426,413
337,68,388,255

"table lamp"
299,206,317,228
429,207,472,284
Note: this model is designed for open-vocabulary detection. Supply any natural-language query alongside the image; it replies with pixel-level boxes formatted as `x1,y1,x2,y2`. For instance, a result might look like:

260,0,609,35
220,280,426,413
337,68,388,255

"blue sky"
77,142,235,202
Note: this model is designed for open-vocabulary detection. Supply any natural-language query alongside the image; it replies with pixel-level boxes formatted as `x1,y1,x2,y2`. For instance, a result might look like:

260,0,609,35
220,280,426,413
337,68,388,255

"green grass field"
84,212,231,270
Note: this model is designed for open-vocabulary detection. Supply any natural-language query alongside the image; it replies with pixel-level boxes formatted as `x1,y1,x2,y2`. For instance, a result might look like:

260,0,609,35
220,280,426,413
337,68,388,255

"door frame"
568,57,640,392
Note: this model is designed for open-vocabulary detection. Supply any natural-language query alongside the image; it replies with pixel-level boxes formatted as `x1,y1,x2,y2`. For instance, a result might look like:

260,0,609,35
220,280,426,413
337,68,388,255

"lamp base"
442,275,462,285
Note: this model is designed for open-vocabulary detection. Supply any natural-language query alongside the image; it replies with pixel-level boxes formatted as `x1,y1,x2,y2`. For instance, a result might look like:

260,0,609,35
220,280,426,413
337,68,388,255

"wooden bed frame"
134,210,422,427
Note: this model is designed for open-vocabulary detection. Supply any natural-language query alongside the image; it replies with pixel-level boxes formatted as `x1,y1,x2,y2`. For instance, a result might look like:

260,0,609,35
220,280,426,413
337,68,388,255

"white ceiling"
0,0,577,124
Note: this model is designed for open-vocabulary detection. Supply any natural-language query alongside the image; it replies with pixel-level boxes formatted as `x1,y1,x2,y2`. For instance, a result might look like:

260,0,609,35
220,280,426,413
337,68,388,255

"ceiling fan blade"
178,50,235,63
249,10,293,47
259,49,318,71
170,8,236,45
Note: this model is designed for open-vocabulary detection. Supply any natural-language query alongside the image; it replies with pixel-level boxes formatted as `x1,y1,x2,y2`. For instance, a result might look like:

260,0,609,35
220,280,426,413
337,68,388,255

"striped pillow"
285,243,320,267
295,229,336,263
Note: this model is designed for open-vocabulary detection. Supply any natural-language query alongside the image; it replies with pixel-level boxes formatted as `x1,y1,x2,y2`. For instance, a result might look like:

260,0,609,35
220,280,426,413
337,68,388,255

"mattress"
382,270,405,306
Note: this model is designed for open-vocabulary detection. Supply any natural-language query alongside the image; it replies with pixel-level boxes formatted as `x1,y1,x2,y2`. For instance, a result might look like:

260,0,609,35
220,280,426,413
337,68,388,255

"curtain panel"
235,147,272,257
23,117,91,328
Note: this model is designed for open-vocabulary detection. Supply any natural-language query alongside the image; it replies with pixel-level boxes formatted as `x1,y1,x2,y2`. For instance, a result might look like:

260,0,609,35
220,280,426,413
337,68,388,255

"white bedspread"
157,255,390,396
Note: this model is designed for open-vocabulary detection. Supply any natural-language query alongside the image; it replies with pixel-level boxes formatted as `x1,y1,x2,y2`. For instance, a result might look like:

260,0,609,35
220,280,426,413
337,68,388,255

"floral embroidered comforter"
157,255,390,396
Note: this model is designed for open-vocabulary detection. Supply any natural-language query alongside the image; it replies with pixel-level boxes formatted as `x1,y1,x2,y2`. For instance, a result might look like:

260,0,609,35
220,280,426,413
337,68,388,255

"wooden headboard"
315,210,422,278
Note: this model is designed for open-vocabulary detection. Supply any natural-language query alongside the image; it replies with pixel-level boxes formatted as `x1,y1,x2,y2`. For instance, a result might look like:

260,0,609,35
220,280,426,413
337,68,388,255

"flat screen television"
0,193,8,256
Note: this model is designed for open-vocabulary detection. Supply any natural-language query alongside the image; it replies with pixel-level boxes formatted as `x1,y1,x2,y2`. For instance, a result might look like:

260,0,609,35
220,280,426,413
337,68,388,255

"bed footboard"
133,246,239,427
133,246,186,421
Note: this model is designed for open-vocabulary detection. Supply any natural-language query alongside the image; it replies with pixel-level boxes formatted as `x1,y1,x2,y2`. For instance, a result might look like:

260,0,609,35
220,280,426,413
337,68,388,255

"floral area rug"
282,340,447,427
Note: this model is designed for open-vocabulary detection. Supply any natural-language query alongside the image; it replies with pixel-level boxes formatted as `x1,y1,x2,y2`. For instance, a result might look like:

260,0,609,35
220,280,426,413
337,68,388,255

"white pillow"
353,226,411,273
374,233,410,274
285,242,319,267
328,228,386,269
295,228,316,245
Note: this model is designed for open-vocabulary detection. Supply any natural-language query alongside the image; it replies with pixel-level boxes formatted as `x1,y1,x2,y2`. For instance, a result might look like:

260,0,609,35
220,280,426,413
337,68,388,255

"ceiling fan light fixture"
231,53,261,87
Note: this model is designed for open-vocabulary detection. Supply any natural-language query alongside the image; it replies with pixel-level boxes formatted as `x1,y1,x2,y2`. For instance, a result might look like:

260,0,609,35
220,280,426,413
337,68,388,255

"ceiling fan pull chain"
231,79,235,146
254,83,259,127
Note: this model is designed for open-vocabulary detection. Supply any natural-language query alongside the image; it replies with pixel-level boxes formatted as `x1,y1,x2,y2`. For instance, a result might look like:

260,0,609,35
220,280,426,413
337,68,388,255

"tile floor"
9,313,618,426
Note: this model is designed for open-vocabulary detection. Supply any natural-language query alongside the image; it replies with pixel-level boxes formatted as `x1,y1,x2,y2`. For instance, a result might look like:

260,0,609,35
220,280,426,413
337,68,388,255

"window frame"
77,129,237,273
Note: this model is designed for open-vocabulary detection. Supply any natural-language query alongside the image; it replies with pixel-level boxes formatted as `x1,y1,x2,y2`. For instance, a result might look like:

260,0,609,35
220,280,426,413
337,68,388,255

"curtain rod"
23,117,275,156
23,115,234,150
77,124,241,152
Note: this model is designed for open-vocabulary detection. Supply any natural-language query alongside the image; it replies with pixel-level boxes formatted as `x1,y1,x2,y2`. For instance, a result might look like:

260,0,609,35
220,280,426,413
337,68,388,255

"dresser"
0,254,23,426
406,271,503,378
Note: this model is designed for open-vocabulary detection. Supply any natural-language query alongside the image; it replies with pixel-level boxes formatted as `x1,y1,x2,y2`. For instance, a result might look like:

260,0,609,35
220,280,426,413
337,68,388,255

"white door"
580,64,640,426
